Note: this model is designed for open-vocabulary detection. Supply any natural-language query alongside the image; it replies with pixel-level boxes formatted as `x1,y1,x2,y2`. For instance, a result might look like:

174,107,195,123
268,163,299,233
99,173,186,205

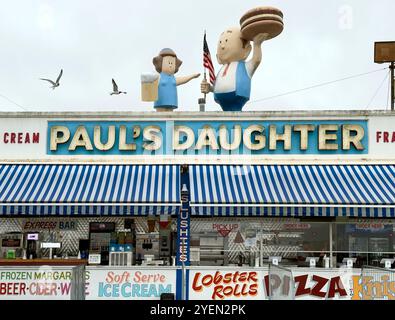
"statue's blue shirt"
214,61,252,112
154,73,178,109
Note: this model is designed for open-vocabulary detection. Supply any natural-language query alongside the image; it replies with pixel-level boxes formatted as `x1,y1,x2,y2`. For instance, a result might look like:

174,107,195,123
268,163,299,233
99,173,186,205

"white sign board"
85,268,177,300
190,248,200,262
188,268,266,300
0,113,393,162
88,254,101,265
187,268,372,300
0,266,74,300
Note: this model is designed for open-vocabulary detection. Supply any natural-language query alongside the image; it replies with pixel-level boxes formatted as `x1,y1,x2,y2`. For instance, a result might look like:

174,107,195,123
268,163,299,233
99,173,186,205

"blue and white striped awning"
189,165,395,217
0,165,180,216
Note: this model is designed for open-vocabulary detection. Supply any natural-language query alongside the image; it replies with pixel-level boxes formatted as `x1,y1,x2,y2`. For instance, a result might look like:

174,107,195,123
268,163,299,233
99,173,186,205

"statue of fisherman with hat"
151,48,200,111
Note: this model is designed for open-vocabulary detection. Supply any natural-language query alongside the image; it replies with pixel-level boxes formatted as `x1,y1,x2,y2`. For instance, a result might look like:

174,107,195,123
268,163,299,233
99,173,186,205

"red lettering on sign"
192,271,258,300
376,131,395,143
310,275,328,298
212,224,239,237
328,276,347,298
33,133,40,143
384,132,389,143
0,282,26,295
295,275,310,296
1,132,40,144
376,131,382,142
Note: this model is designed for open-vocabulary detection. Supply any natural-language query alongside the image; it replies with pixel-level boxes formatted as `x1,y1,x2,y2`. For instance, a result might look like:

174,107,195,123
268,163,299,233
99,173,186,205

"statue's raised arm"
200,6,283,112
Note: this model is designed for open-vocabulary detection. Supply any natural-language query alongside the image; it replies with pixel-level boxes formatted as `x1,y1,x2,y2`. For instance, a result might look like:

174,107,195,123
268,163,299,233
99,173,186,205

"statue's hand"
200,79,211,94
192,73,201,79
253,33,270,45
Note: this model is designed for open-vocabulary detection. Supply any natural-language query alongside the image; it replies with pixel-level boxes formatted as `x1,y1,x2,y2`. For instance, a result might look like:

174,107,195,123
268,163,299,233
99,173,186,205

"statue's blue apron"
154,73,178,109
214,61,251,112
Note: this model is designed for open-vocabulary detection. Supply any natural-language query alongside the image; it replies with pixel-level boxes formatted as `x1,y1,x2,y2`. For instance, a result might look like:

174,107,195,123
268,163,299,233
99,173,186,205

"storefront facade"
0,110,394,300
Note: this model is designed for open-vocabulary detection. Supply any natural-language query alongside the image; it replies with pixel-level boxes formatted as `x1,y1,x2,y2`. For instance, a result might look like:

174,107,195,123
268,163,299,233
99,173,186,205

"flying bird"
40,69,63,89
110,78,127,95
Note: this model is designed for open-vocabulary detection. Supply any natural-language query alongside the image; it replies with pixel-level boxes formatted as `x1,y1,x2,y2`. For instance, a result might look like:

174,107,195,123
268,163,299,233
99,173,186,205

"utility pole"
374,41,395,111
390,62,394,111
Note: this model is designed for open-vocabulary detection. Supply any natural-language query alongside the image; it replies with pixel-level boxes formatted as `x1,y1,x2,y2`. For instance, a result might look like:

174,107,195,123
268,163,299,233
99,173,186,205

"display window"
190,217,395,268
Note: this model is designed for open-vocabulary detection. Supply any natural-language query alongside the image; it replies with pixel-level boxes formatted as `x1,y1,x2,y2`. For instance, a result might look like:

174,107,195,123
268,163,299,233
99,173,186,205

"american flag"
203,33,216,85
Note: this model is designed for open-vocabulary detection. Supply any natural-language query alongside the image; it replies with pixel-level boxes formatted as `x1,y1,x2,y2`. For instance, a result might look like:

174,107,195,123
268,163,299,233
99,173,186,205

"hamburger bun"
240,6,284,41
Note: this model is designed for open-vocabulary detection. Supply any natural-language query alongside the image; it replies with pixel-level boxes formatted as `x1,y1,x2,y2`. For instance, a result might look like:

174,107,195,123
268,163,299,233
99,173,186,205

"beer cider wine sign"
48,120,368,155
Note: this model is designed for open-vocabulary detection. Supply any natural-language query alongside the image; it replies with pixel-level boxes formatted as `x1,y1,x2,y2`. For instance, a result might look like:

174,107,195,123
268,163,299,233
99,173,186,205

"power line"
0,92,27,111
247,67,388,104
365,71,390,110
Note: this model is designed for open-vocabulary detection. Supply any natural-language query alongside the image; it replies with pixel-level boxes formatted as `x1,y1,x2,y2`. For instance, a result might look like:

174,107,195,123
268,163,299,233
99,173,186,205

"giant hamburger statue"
201,6,284,111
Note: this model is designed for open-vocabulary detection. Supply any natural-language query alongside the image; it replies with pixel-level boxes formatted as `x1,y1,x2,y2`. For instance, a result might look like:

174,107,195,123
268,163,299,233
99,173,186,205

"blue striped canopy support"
0,165,180,216
189,165,395,217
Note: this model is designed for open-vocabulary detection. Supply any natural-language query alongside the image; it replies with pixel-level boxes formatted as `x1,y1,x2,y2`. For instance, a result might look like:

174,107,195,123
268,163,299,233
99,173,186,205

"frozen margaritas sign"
0,267,76,300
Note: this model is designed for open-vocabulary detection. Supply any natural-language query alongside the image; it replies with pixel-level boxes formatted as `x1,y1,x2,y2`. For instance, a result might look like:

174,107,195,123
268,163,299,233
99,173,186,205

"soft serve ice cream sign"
87,269,176,300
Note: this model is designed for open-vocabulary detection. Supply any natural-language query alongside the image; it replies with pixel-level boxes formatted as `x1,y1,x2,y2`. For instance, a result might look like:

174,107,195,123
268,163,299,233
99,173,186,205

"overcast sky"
0,0,394,112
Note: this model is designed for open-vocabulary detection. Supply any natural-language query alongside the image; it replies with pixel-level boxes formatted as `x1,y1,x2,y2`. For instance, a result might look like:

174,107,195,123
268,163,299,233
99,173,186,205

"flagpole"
203,70,207,103
199,30,207,112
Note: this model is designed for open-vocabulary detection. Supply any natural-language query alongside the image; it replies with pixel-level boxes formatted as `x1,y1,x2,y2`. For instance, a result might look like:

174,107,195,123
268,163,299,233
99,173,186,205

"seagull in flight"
40,69,63,89
110,78,127,95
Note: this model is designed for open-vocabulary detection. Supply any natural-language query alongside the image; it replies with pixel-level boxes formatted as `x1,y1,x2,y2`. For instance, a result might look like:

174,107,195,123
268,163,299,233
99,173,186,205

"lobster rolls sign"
189,270,266,300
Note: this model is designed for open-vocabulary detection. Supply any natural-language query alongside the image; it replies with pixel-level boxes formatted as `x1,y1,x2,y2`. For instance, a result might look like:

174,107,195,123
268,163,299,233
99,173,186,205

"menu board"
1,239,21,247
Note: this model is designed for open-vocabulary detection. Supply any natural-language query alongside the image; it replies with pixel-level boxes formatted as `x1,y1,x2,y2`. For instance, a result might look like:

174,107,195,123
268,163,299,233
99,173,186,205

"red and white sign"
212,223,239,237
0,266,75,300
0,119,46,159
1,266,394,300
282,223,311,230
376,131,395,143
86,268,177,300
355,223,384,231
370,117,395,158
0,115,393,162
188,268,361,300
189,269,266,300
276,269,354,300
188,267,395,300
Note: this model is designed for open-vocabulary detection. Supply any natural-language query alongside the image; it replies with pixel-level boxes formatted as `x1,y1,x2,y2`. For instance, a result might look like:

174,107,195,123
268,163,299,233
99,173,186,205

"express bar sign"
22,219,77,231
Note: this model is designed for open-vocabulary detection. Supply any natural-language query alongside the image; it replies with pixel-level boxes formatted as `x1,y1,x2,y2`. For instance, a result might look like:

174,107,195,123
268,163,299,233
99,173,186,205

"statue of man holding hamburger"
201,7,283,112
